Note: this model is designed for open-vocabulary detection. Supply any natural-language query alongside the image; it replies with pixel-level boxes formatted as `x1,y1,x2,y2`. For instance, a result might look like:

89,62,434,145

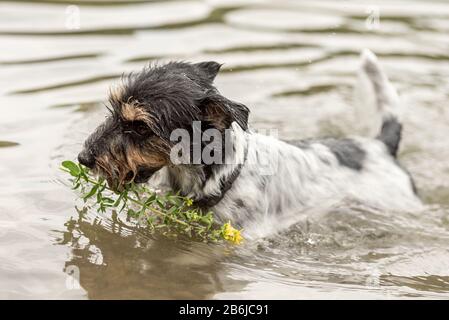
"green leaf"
96,191,102,203
102,197,114,204
98,183,107,193
167,206,178,216
156,199,165,209
127,208,137,218
119,200,127,213
82,184,99,201
61,160,80,177
61,159,232,243
113,193,124,207
144,194,156,206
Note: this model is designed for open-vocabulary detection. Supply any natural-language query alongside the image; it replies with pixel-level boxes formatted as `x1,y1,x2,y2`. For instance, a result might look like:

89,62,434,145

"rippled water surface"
1,0,449,299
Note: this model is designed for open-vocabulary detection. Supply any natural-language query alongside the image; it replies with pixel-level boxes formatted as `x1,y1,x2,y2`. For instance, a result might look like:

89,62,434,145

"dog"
78,50,422,235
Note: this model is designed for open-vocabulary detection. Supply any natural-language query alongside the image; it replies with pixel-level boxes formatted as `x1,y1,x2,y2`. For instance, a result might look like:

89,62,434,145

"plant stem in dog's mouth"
60,160,243,244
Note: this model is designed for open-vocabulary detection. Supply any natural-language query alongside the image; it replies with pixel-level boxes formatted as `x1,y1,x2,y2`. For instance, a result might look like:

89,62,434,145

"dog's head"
78,61,249,189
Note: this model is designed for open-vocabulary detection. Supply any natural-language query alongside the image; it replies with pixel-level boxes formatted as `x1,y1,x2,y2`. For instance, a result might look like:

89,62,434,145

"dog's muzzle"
78,150,95,169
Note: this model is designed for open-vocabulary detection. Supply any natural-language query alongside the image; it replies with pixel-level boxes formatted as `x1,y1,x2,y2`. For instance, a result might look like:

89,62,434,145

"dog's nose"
78,150,95,169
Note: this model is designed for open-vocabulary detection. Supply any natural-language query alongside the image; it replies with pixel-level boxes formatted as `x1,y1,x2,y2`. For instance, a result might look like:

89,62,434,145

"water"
1,0,449,299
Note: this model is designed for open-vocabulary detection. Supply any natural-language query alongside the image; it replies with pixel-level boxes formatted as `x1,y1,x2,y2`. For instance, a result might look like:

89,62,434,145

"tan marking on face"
126,146,167,172
205,104,229,131
96,154,114,178
121,103,151,123
94,136,170,189
96,147,129,186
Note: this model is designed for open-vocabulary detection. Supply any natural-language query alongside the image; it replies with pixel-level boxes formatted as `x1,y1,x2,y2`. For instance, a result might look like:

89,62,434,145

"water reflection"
58,208,248,299
0,141,19,148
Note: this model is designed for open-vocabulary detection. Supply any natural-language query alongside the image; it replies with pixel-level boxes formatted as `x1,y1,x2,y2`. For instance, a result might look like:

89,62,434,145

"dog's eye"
133,121,149,135
123,121,150,136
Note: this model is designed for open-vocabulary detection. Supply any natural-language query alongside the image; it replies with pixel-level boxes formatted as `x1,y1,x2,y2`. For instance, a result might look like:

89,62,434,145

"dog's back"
211,50,421,235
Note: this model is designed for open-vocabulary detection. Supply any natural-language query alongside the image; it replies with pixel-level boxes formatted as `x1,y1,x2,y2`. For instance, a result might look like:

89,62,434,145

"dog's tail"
359,49,403,157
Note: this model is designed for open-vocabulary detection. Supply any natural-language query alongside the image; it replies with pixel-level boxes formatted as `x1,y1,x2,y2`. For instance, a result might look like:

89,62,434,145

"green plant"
60,160,243,244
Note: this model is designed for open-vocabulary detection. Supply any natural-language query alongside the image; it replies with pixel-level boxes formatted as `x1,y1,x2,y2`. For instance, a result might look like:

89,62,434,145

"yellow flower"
185,198,193,207
222,222,244,245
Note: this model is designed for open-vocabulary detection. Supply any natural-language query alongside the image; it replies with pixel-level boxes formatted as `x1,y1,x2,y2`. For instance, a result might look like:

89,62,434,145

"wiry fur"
78,61,249,189
79,50,421,238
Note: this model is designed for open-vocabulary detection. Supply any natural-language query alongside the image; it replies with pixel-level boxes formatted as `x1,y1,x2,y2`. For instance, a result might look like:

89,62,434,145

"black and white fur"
79,50,421,237
148,50,421,236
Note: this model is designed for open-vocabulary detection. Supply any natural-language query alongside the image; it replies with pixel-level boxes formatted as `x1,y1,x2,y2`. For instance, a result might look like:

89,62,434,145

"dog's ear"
200,92,249,131
194,61,222,82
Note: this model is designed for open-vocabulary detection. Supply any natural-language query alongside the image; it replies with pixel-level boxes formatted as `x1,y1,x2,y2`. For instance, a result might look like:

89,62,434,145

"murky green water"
1,0,449,299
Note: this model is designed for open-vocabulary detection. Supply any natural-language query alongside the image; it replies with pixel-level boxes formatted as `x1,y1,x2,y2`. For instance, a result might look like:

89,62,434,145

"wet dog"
78,50,421,234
